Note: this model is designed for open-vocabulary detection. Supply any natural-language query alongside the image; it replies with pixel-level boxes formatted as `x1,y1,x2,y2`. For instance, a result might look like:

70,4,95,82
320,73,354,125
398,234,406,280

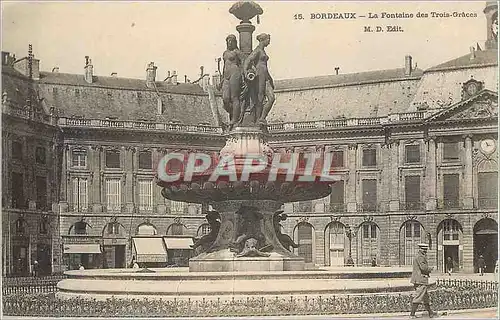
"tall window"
443,142,459,161
362,149,377,167
106,150,121,168
443,220,460,241
359,222,378,265
12,172,24,208
36,176,47,211
40,218,48,234
35,146,46,164
403,221,423,265
72,178,88,211
330,181,345,212
361,179,377,212
15,218,26,234
138,180,153,211
405,145,420,164
404,176,421,210
106,179,121,212
331,150,344,168
138,151,152,170
443,174,459,208
327,222,345,266
170,201,186,213
478,172,498,208
12,141,23,161
72,149,87,168
297,223,313,263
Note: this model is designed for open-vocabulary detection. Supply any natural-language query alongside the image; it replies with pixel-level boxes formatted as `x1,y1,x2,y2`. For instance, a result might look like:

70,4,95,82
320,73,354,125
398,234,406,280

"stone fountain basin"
57,267,417,301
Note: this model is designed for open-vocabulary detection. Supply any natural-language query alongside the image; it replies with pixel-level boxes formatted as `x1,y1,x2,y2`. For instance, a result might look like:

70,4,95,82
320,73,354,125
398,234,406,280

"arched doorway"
357,222,380,266
473,218,498,273
437,219,463,273
294,222,314,263
324,222,347,266
399,220,426,266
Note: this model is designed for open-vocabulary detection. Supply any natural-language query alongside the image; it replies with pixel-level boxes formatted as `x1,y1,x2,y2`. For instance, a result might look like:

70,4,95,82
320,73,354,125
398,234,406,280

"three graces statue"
219,33,275,130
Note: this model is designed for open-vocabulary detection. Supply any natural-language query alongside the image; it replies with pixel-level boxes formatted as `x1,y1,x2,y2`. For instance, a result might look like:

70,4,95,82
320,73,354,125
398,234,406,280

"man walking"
477,255,486,276
410,243,438,318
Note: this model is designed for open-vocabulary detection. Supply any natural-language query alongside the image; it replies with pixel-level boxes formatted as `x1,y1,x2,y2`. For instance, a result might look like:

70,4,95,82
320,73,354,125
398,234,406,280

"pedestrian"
79,263,85,270
410,243,437,318
446,257,453,276
477,255,485,276
32,260,39,277
371,257,377,267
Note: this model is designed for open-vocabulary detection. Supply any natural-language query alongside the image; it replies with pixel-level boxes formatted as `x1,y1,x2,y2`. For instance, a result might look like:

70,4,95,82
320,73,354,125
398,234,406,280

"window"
331,150,344,168
107,222,120,235
403,221,423,265
297,223,313,263
330,181,345,212
138,151,152,169
443,220,460,241
478,172,498,208
15,218,26,234
443,142,459,161
40,218,48,234
443,174,459,208
168,223,184,235
36,176,47,211
137,224,157,235
12,141,23,161
72,178,88,211
361,179,377,212
405,145,420,164
74,221,87,235
359,222,378,265
138,180,153,211
106,179,121,212
170,201,186,213
404,176,421,210
72,149,87,168
105,150,121,168
362,149,377,167
12,172,24,208
198,224,211,237
35,146,46,164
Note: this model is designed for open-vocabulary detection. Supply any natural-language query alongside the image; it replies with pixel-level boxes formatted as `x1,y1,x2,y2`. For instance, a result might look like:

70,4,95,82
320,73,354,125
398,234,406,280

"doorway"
36,244,51,275
473,218,498,273
443,245,458,273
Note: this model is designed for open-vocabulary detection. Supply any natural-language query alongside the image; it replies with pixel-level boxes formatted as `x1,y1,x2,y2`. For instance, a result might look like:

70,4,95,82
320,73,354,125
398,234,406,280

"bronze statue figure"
231,205,272,256
191,210,221,253
273,210,298,251
243,33,275,126
220,34,244,130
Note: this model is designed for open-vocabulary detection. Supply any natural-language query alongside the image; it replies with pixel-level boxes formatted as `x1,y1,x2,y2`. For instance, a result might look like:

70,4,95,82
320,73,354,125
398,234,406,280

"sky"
1,1,491,82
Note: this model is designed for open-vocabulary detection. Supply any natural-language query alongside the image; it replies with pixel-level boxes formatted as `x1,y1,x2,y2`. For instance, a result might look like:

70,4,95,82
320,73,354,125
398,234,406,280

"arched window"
358,222,380,266
137,223,157,235
107,222,121,235
167,223,185,236
74,220,87,235
197,223,211,237
295,222,314,263
400,220,425,265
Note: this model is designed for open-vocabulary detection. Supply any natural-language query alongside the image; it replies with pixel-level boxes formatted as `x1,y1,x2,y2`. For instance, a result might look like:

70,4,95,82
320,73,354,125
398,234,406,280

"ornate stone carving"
450,100,498,120
273,210,298,251
297,216,309,224
406,215,417,221
330,216,341,222
364,215,374,222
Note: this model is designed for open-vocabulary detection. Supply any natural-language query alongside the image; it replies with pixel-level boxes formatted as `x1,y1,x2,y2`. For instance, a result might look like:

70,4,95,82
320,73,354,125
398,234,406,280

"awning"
63,244,102,254
164,237,194,250
133,237,167,262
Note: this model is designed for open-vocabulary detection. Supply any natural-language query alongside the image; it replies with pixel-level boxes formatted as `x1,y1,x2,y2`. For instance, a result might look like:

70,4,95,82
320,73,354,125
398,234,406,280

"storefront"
63,243,102,270
132,237,168,268
164,236,194,267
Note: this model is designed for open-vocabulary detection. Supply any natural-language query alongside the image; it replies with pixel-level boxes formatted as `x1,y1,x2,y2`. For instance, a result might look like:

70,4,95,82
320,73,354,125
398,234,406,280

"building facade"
2,2,498,275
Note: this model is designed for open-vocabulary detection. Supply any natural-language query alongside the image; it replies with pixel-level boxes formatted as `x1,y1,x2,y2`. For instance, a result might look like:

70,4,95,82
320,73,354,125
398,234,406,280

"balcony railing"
400,202,425,211
357,203,379,212
438,199,461,209
477,198,498,209
329,203,347,212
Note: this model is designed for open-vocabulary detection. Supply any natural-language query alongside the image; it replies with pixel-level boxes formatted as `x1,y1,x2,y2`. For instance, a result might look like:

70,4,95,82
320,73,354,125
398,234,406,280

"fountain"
57,1,413,302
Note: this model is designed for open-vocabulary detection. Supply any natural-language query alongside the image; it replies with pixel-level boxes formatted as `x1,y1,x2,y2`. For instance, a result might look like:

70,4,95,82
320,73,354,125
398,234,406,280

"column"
125,146,135,213
346,144,357,212
425,138,437,210
381,143,391,212
389,140,400,211
59,145,69,213
463,135,474,209
91,146,102,212
154,148,167,214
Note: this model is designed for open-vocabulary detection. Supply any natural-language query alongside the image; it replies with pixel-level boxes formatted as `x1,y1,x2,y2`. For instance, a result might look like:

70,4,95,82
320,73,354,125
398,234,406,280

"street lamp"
345,226,356,266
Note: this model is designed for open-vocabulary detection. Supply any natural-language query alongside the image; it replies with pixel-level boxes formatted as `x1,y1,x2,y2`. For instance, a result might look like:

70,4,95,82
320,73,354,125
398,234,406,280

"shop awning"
63,244,102,254
133,237,167,262
164,237,194,250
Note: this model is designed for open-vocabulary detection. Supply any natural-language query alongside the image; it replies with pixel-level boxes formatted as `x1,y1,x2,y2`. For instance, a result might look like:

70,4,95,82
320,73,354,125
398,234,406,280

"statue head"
256,33,271,47
226,34,238,50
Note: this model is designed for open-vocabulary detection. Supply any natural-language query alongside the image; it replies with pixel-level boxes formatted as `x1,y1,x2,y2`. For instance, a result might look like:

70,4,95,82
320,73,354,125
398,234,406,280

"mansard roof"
426,49,498,73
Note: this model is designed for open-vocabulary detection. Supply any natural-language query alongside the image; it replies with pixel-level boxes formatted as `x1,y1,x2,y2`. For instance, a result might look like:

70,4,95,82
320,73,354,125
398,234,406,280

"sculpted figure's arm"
243,49,259,79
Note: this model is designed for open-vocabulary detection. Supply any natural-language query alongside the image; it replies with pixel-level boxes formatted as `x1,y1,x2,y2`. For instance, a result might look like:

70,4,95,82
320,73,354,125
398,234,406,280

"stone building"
2,2,497,275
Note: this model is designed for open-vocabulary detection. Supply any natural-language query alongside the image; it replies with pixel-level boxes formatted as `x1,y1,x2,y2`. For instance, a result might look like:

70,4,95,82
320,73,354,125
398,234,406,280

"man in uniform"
410,243,438,318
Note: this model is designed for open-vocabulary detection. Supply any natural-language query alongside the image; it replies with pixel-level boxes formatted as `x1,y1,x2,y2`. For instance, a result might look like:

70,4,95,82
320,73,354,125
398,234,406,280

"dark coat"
478,257,486,268
411,250,432,285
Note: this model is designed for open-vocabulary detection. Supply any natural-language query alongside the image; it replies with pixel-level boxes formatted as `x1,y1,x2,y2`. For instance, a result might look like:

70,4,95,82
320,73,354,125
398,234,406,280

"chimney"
166,71,172,84
334,67,340,75
469,46,476,60
404,55,412,76
12,45,40,79
171,71,178,85
146,62,157,88
111,72,117,77
84,56,93,84
52,67,59,73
